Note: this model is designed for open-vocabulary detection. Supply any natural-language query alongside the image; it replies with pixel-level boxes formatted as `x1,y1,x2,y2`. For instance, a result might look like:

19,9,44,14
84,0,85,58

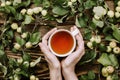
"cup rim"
48,29,76,57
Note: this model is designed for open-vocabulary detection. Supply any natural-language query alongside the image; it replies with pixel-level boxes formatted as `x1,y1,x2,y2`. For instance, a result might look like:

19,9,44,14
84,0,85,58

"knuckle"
42,37,45,41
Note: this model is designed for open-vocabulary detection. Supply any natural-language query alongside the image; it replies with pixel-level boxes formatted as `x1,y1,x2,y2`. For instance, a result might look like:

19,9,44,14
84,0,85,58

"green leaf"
24,15,32,24
6,6,16,15
56,15,67,23
0,46,4,50
87,71,95,79
111,74,119,80
92,18,104,28
24,0,30,7
0,50,7,63
114,0,118,6
17,70,29,77
84,31,92,40
103,26,112,35
112,24,120,42
14,0,30,8
79,71,96,80
13,0,30,7
29,32,40,45
2,40,10,48
98,44,106,52
1,0,5,3
15,13,23,20
30,57,41,67
109,54,119,69
13,74,21,80
42,0,50,8
13,0,21,6
54,0,65,5
33,0,41,6
78,0,84,4
8,58,18,68
84,0,96,9
6,30,13,39
104,35,114,41
0,7,5,12
79,75,88,80
5,6,10,13
79,50,96,65
52,6,68,16
75,16,87,27
33,57,41,65
23,53,31,61
12,48,18,53
0,63,7,76
16,36,25,46
78,6,84,12
0,50,5,59
97,53,112,66
75,16,81,27
90,22,97,30
84,28,92,40
22,61,29,71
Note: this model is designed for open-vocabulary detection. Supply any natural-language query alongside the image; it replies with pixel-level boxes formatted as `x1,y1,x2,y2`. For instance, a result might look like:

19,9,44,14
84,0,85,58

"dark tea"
50,31,74,54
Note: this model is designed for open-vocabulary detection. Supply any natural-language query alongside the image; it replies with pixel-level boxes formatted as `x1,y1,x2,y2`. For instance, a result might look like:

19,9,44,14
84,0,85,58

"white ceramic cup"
48,29,79,57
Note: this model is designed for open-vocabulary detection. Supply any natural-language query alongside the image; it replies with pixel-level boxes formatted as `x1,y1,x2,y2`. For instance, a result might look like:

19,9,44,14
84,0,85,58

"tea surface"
51,31,74,54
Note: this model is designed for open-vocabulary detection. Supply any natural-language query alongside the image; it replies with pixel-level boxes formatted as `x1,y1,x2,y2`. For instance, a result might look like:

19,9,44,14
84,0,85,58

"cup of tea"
48,29,79,57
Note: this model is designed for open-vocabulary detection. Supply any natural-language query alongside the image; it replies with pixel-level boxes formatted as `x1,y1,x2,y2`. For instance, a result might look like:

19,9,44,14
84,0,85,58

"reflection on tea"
50,31,74,54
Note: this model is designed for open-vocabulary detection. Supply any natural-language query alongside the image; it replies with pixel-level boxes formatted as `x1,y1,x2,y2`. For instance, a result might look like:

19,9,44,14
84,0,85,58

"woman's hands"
61,26,85,80
39,28,62,80
39,26,85,80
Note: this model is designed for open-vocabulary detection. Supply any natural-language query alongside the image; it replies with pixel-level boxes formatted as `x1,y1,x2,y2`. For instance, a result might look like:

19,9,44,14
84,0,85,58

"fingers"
39,42,54,59
72,26,83,49
42,28,57,46
39,43,50,55
39,43,59,63
73,41,85,62
73,25,83,40
74,41,85,56
40,28,61,64
76,35,83,47
70,26,74,32
64,41,85,65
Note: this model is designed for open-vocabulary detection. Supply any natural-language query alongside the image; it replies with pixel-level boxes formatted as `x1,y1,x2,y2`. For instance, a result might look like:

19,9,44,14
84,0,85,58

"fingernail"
38,42,42,46
74,25,77,28
54,28,57,30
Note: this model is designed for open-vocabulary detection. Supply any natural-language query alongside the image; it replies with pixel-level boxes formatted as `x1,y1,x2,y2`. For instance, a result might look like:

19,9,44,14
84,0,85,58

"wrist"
49,66,62,80
49,61,61,70
62,64,74,73
62,67,78,80
62,71,78,80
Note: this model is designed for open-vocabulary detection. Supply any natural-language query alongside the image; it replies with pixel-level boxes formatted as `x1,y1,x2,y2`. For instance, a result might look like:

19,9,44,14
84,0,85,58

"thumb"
39,43,43,50
39,43,49,53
